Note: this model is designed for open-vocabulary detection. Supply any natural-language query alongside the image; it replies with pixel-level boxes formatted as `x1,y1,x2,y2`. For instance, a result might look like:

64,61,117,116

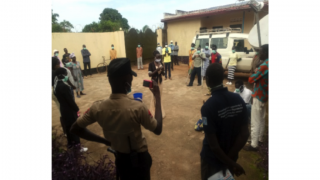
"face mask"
126,82,131,94
155,59,161,62
171,43,173,44
232,50,235,53
83,48,86,49
255,52,259,55
212,50,216,54
191,47,194,50
197,51,201,54
165,45,168,47
112,47,114,49
63,75,69,82
138,45,140,47
235,88,240,93
205,46,208,49
55,53,59,56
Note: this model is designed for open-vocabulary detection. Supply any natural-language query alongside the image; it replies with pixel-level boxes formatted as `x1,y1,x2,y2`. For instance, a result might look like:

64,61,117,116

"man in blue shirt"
200,63,249,180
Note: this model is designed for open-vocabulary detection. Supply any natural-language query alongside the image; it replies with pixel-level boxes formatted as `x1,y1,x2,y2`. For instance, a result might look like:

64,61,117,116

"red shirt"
211,52,221,64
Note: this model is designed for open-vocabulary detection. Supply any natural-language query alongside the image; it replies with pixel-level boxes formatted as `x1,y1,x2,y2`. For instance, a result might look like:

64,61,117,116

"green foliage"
59,20,74,32
82,8,130,32
142,25,150,33
52,10,74,32
82,22,99,32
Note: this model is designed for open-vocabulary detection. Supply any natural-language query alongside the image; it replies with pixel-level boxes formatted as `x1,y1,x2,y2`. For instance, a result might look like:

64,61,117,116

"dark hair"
198,45,201,49
206,42,209,45
235,80,244,86
55,68,67,79
261,44,268,55
52,57,60,70
206,63,224,86
83,44,86,47
191,43,195,46
111,44,114,46
153,50,160,57
212,44,217,49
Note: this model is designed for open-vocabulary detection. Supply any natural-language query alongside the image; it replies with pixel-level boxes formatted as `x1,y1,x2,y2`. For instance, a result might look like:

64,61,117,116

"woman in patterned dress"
69,53,86,98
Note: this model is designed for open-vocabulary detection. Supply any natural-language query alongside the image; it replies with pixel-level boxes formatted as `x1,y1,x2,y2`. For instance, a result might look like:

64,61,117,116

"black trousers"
201,158,234,180
170,56,174,70
173,55,179,65
116,151,152,180
188,67,201,86
62,112,80,149
164,63,171,78
83,62,91,76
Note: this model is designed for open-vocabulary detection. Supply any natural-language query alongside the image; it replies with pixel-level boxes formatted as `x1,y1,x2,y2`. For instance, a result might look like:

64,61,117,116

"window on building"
230,24,242,31
200,27,207,33
212,26,223,30
195,38,209,49
211,38,228,49
233,38,253,53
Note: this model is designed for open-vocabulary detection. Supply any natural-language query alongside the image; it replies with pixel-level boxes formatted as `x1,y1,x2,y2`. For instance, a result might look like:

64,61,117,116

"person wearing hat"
136,43,144,70
54,67,88,152
110,44,117,61
169,40,175,71
67,53,86,98
156,43,162,61
53,49,63,67
81,44,92,77
71,58,163,180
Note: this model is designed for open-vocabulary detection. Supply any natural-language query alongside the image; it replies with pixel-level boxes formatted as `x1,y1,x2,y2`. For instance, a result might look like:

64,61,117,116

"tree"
60,20,74,32
52,10,74,32
82,22,100,32
52,10,59,24
142,25,150,33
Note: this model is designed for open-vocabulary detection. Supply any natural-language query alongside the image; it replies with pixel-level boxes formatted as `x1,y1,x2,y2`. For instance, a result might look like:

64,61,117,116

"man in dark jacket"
54,67,88,152
81,45,92,77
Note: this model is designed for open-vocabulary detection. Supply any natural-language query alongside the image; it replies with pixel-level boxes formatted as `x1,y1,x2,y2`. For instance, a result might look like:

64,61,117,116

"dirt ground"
52,63,265,180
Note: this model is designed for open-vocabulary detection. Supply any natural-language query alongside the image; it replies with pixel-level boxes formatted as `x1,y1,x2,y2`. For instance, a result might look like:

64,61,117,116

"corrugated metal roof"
161,0,268,22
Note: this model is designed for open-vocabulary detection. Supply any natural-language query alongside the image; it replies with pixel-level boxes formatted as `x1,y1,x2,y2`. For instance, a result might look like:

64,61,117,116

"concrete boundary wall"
52,31,126,70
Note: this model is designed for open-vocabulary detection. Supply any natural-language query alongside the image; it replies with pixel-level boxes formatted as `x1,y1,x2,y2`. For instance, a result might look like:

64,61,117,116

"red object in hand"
143,80,153,88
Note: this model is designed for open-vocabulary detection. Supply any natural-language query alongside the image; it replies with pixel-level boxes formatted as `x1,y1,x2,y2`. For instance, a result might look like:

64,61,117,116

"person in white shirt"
156,43,162,61
234,80,252,122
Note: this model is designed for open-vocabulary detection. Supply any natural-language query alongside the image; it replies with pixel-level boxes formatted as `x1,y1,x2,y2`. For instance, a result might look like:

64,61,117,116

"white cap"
170,40,173,42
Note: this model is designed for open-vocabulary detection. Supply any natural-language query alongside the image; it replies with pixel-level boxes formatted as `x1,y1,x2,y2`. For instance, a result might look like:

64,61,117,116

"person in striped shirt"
244,44,268,151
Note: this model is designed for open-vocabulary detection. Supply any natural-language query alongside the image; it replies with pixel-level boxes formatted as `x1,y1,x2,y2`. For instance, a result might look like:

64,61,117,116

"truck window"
234,39,253,52
210,38,228,49
195,39,209,49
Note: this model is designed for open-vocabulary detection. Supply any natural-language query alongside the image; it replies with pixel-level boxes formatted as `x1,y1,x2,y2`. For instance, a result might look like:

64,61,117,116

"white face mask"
155,59,161,62
165,45,168,47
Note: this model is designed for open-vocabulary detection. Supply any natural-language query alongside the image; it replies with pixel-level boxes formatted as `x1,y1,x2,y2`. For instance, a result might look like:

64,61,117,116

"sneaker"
80,147,88,152
243,145,258,151
77,95,81,98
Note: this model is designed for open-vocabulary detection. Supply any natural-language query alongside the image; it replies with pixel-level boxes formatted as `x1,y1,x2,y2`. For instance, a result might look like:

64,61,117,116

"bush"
52,132,116,180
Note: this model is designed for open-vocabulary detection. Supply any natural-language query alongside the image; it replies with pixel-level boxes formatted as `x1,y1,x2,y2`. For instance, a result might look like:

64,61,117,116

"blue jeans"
246,103,252,123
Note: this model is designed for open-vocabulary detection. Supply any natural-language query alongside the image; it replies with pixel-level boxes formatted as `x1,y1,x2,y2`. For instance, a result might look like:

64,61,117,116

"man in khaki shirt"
71,58,163,180
110,44,117,61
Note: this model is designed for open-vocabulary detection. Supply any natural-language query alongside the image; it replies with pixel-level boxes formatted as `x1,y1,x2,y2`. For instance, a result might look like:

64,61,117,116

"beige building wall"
52,31,126,70
166,18,201,56
156,29,163,46
165,7,268,55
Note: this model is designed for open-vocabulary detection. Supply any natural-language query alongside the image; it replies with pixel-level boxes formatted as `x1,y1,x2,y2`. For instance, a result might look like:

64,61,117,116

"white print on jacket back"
217,104,243,119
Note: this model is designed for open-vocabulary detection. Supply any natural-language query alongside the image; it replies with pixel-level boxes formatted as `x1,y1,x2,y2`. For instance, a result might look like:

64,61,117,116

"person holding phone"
187,46,205,86
71,58,163,180
148,53,165,118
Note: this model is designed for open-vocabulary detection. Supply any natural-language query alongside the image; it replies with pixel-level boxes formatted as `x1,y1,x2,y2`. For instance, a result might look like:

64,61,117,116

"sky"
52,0,240,32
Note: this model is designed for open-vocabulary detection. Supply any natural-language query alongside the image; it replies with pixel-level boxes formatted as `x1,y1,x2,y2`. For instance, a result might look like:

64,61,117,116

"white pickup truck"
192,28,256,73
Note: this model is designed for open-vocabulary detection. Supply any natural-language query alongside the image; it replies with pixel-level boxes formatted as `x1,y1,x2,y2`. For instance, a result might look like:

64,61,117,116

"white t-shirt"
234,87,252,104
